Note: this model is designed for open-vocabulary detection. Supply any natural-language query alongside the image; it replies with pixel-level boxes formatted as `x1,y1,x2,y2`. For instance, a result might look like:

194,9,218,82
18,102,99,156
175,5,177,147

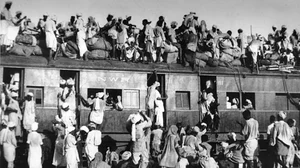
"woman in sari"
160,125,179,168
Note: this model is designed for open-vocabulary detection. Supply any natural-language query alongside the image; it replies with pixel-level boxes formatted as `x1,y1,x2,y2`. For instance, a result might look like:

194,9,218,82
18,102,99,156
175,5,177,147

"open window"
106,89,122,108
176,91,190,110
27,86,44,107
226,92,240,109
200,76,217,102
275,93,300,111
87,88,104,99
3,67,25,99
60,70,80,103
242,92,255,110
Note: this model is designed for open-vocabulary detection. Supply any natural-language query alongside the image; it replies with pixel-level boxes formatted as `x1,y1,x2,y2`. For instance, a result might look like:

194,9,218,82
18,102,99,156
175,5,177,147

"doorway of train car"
3,67,25,99
147,71,167,127
199,75,217,121
60,70,80,125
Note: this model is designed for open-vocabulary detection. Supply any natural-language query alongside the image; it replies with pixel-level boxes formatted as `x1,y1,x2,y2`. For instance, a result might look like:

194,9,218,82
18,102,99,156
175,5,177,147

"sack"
87,49,110,60
163,42,178,53
32,45,43,55
207,58,219,67
65,41,79,54
165,52,178,63
231,59,242,66
15,34,37,46
9,44,34,57
195,59,206,68
87,37,112,51
195,52,209,61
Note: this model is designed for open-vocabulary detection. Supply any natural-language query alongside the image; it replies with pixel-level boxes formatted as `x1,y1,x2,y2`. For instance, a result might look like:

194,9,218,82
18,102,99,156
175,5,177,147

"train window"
226,92,240,109
200,76,217,101
176,91,190,110
3,68,24,98
242,93,255,110
106,89,122,108
27,86,44,106
123,90,140,109
87,88,104,99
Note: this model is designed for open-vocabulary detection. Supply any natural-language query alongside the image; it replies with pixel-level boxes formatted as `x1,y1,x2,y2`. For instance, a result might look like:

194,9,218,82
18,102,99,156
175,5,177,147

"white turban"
127,113,142,141
31,122,39,131
278,111,287,119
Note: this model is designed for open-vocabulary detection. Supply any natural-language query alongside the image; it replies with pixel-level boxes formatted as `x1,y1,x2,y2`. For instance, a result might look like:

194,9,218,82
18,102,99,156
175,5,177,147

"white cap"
31,122,39,131
96,92,104,98
7,121,15,128
67,126,76,132
61,103,69,109
80,126,89,133
27,92,34,97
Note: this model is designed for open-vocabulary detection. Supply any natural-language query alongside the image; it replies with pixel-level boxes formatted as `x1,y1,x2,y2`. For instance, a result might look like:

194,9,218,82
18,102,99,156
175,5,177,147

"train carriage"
1,55,300,147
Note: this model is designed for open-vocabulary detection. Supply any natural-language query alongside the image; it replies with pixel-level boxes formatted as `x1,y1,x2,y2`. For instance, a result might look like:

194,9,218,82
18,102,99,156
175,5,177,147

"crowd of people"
0,75,300,168
1,1,300,71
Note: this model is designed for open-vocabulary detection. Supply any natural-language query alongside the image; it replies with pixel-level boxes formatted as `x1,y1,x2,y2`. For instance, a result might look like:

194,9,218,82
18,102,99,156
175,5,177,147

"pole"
250,25,253,37
198,65,202,122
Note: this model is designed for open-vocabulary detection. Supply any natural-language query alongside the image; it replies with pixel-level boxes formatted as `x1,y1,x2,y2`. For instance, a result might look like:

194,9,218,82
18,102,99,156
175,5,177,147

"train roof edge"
1,55,300,77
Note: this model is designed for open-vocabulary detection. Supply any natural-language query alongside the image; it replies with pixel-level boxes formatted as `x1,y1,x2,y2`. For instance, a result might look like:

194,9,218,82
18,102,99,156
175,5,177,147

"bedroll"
86,37,112,51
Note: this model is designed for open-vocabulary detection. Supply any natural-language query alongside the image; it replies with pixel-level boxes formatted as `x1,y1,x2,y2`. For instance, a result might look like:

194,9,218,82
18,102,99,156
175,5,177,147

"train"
1,54,300,146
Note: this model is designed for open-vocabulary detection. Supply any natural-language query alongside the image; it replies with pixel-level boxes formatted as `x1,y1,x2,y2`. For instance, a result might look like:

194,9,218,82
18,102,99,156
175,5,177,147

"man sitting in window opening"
57,79,66,116
79,92,107,129
226,96,232,109
8,73,19,98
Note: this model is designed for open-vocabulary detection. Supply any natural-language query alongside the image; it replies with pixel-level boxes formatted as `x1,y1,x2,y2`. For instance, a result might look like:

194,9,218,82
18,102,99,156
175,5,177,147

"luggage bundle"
86,36,112,60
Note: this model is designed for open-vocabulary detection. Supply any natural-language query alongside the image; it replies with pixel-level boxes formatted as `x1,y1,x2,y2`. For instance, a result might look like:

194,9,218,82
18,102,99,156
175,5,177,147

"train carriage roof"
1,55,300,77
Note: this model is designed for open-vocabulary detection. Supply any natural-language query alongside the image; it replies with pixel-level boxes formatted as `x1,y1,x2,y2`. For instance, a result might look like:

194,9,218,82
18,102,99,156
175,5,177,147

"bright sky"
5,0,300,37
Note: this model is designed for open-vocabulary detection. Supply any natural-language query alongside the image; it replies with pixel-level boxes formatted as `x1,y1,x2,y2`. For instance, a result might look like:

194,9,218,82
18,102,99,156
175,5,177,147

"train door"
147,71,166,127
3,67,25,99
199,75,217,124
60,70,80,125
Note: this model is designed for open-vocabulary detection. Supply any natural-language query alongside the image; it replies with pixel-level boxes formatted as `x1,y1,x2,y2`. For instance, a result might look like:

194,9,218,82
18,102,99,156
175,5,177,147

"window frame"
175,91,191,110
26,86,44,107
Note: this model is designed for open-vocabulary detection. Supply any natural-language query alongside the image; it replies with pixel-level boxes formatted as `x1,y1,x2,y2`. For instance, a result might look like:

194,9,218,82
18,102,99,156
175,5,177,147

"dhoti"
244,139,258,161
76,30,88,57
45,31,57,51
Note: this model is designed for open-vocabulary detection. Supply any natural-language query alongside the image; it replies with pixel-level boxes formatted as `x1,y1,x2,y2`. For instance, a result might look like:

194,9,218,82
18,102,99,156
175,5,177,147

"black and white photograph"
0,0,300,168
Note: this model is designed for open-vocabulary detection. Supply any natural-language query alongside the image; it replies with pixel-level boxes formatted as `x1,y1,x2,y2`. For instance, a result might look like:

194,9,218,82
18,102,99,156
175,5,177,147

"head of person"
142,19,151,26
242,109,251,120
121,151,132,161
238,28,243,34
107,14,113,22
60,79,66,88
212,25,217,32
7,121,15,131
272,25,276,32
281,25,287,32
168,125,178,135
68,126,76,135
43,13,48,21
76,13,82,19
170,21,178,29
227,30,232,36
206,80,212,88
1,119,8,128
157,20,163,27
287,118,295,127
61,103,69,111
5,1,12,10
277,111,286,121
80,125,89,137
16,11,22,18
31,122,39,132
158,16,165,22
269,115,276,123
227,132,237,143
26,92,34,101
88,122,97,130
66,79,75,88
70,15,75,23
